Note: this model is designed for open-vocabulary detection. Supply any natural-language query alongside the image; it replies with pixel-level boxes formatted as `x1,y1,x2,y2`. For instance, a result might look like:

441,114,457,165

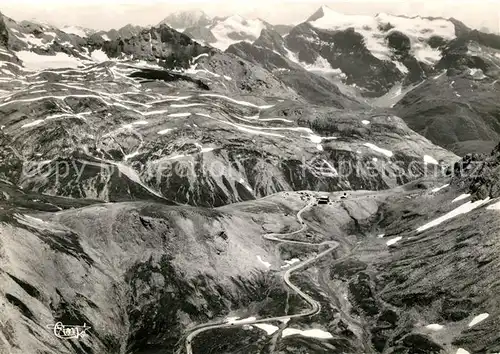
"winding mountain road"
183,198,340,354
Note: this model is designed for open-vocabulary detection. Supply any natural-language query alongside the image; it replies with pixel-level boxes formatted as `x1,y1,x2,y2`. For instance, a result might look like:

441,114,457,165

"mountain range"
1,4,500,354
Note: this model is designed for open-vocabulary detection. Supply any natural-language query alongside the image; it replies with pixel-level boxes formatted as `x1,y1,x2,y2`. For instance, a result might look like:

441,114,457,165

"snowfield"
486,200,500,210
210,15,267,50
284,47,347,76
452,194,471,203
257,255,271,268
91,49,110,62
309,6,455,63
227,316,257,325
15,51,83,70
301,56,346,76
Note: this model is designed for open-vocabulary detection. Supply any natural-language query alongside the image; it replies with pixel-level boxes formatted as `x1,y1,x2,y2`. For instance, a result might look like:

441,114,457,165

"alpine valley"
1,4,500,354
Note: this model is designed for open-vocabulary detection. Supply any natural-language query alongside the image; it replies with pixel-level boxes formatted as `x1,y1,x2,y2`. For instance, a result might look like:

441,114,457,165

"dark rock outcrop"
99,25,208,69
451,141,500,199
183,25,217,44
284,23,403,97
253,28,289,56
271,24,293,36
0,12,8,47
227,35,362,107
386,31,411,57
394,36,500,155
449,17,472,37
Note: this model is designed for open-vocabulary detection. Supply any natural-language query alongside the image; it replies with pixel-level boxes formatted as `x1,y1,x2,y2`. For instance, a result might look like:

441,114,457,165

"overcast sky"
1,0,499,32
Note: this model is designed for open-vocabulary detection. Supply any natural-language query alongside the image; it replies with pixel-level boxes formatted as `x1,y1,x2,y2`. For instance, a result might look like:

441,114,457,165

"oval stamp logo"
46,322,91,339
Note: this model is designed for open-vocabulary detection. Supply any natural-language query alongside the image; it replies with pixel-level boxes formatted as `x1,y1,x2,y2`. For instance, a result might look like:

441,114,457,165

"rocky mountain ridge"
224,5,500,154
2,162,500,354
158,10,292,50
225,5,475,98
159,10,213,31
393,35,500,155
0,8,461,207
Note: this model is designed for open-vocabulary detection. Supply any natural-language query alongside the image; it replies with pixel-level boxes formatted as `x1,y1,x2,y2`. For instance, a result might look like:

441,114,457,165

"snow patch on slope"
282,328,333,339
393,61,409,74
91,49,109,62
285,48,346,77
364,143,393,157
302,56,346,76
254,324,279,335
486,200,500,210
386,237,402,246
469,68,487,79
281,258,300,269
227,316,256,325
423,155,439,165
257,255,271,269
468,313,489,327
61,26,88,37
452,194,471,203
416,198,491,233
426,324,444,331
431,184,449,193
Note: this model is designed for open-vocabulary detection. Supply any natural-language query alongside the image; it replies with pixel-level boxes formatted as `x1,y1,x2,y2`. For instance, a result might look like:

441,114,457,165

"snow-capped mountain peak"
22,17,55,29
306,5,338,22
159,10,212,31
224,14,246,23
209,15,268,50
306,6,456,62
61,25,96,38
204,15,268,50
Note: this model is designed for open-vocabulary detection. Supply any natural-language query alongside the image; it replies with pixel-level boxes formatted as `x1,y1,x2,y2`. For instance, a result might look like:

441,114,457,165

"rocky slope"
451,141,500,199
0,187,307,353
358,176,500,354
0,55,458,207
0,10,460,207
226,33,361,107
221,6,500,154
393,36,500,155
242,5,468,98
3,165,500,353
